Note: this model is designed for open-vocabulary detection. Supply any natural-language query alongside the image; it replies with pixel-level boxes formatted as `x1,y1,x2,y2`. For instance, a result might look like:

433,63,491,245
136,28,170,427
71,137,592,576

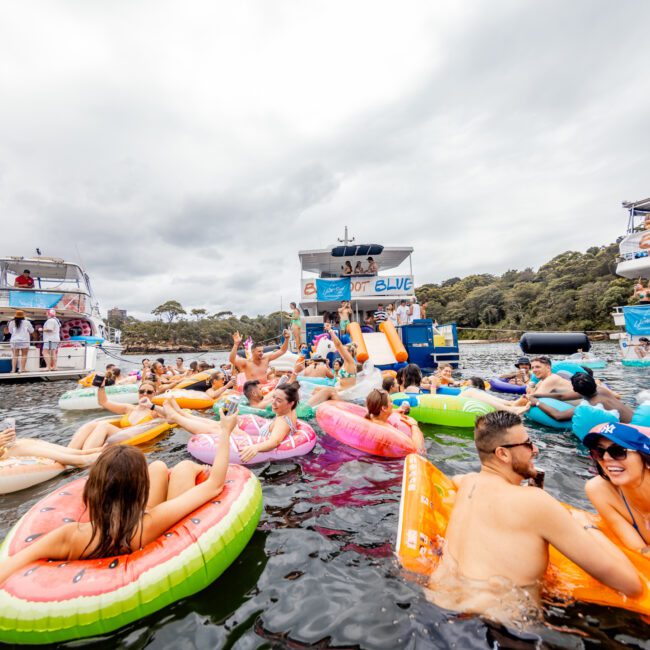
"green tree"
152,300,186,323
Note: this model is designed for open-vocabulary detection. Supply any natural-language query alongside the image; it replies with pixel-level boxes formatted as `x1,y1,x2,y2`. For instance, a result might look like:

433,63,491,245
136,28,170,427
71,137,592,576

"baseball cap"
583,421,650,454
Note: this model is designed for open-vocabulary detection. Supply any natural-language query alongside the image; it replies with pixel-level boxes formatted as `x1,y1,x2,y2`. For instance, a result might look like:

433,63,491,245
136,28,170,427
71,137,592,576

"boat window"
0,260,89,293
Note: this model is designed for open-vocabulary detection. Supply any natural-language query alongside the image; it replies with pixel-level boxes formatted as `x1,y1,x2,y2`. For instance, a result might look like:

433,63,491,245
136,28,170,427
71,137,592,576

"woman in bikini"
161,383,302,464
289,302,302,351
0,428,233,586
584,423,650,552
67,380,165,450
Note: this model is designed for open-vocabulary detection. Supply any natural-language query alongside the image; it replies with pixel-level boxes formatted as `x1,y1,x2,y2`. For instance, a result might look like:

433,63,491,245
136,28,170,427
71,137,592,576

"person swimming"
427,411,641,627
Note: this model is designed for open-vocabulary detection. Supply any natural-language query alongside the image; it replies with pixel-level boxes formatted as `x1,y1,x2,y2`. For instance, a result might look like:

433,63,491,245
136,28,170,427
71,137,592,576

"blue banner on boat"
623,306,650,336
9,291,63,309
316,278,351,301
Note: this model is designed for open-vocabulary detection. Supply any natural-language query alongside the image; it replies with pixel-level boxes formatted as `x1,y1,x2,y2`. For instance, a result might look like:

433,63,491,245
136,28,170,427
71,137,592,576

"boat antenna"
337,226,355,246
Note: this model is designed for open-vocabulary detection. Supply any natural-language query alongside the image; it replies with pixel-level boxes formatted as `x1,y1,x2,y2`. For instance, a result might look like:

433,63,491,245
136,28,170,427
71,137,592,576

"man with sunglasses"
428,411,641,624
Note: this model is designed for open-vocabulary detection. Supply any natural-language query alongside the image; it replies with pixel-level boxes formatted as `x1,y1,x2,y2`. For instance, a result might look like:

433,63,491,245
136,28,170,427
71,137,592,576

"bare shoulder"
585,475,614,502
451,472,477,489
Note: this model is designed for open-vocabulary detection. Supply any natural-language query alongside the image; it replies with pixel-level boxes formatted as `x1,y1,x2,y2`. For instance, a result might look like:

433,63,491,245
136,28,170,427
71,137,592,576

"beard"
512,456,537,480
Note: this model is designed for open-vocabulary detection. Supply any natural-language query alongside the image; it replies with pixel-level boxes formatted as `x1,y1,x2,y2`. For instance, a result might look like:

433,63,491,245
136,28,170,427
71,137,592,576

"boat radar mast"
337,227,355,246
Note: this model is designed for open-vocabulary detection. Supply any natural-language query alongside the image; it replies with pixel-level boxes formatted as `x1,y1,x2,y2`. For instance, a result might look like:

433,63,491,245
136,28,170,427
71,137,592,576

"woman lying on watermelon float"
0,413,236,585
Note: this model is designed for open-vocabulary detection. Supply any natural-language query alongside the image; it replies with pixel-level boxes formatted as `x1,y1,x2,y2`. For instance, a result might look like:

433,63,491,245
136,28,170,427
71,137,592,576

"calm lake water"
0,342,648,649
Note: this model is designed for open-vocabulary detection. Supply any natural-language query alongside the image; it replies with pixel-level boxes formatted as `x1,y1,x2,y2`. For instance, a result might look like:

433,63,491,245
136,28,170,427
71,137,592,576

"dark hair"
177,357,184,362
243,380,261,400
189,361,198,370
403,363,422,389
111,367,122,378
210,371,225,384
142,358,150,363
365,388,389,419
290,302,297,309
571,372,597,397
532,356,551,367
382,375,397,392
474,412,523,459
82,446,150,559
468,376,486,390
156,358,165,364
396,367,405,389
275,382,299,409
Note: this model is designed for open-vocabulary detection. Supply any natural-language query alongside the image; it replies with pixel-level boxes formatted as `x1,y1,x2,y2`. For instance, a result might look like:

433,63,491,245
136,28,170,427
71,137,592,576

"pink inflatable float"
188,414,317,465
316,401,418,458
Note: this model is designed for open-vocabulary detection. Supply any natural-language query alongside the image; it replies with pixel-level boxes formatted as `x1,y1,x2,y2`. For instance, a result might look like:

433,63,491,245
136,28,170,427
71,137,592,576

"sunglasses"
494,439,535,453
589,444,629,461
139,389,155,395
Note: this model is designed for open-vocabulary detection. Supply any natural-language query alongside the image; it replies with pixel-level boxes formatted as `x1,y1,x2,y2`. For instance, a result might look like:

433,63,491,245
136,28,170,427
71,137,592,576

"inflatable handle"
347,322,369,363
379,321,407,362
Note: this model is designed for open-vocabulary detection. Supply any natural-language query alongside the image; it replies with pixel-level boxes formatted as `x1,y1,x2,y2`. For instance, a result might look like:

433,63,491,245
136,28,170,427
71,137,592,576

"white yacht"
0,256,123,381
297,229,459,370
610,199,650,366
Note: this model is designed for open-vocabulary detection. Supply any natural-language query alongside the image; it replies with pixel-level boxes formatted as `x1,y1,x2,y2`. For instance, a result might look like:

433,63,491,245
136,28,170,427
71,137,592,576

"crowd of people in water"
0,324,649,630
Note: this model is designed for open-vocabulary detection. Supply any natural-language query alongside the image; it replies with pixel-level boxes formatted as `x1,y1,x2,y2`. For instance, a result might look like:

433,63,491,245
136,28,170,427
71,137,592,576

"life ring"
391,392,494,428
187,414,317,465
0,457,66,495
151,389,215,410
0,466,262,644
316,401,418,457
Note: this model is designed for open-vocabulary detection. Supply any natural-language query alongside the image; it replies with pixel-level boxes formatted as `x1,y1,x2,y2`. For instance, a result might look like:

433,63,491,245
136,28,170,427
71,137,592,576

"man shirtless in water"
229,330,290,382
428,411,641,625
526,356,572,396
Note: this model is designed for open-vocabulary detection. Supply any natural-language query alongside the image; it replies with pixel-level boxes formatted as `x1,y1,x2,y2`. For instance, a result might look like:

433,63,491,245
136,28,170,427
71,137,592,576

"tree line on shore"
112,242,634,350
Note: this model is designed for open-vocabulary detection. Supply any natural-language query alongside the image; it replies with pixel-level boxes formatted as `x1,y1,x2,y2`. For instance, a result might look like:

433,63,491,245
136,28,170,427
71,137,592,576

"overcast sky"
1,1,649,319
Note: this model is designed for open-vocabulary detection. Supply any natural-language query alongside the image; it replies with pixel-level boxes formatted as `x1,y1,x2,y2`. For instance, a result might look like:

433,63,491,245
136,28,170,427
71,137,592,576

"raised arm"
533,490,642,598
97,383,132,415
325,323,355,366
229,331,247,372
267,330,291,361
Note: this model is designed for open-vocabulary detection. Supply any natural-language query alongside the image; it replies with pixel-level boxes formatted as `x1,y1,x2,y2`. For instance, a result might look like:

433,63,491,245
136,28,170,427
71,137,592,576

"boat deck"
0,369,88,383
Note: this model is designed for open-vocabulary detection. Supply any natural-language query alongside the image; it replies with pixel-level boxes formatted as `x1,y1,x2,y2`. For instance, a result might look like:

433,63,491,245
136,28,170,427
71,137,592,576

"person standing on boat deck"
396,300,410,326
427,411,641,626
13,269,34,288
342,261,353,276
353,261,364,275
229,329,290,383
289,302,302,351
386,303,398,327
366,257,378,274
373,304,387,330
338,300,353,334
42,308,61,371
409,299,421,323
420,302,428,319
7,310,34,373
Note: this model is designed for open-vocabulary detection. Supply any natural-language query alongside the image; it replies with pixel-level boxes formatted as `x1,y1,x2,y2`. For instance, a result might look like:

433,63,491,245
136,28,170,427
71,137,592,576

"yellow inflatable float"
152,389,215,410
396,454,650,616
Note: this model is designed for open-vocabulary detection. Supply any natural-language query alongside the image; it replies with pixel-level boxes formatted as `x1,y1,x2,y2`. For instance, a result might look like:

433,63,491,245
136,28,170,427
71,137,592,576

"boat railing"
0,339,96,373
104,324,123,345
0,287,91,315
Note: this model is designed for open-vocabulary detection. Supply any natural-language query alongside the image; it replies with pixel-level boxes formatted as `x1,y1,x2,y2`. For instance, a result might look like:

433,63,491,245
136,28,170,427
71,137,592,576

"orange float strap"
347,322,369,363
379,321,407,362
396,454,650,615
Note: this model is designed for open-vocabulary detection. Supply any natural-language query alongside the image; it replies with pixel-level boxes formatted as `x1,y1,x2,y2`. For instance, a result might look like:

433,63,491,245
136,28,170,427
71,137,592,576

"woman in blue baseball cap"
584,422,650,551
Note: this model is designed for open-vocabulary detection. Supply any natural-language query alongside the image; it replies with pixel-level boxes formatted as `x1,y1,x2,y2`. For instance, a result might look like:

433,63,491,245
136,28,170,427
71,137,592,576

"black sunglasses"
589,444,628,461
138,388,155,395
494,439,535,453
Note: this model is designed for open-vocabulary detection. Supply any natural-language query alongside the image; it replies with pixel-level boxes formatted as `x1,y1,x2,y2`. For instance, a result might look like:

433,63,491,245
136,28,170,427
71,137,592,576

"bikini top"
339,367,357,380
618,488,648,545
256,415,297,439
